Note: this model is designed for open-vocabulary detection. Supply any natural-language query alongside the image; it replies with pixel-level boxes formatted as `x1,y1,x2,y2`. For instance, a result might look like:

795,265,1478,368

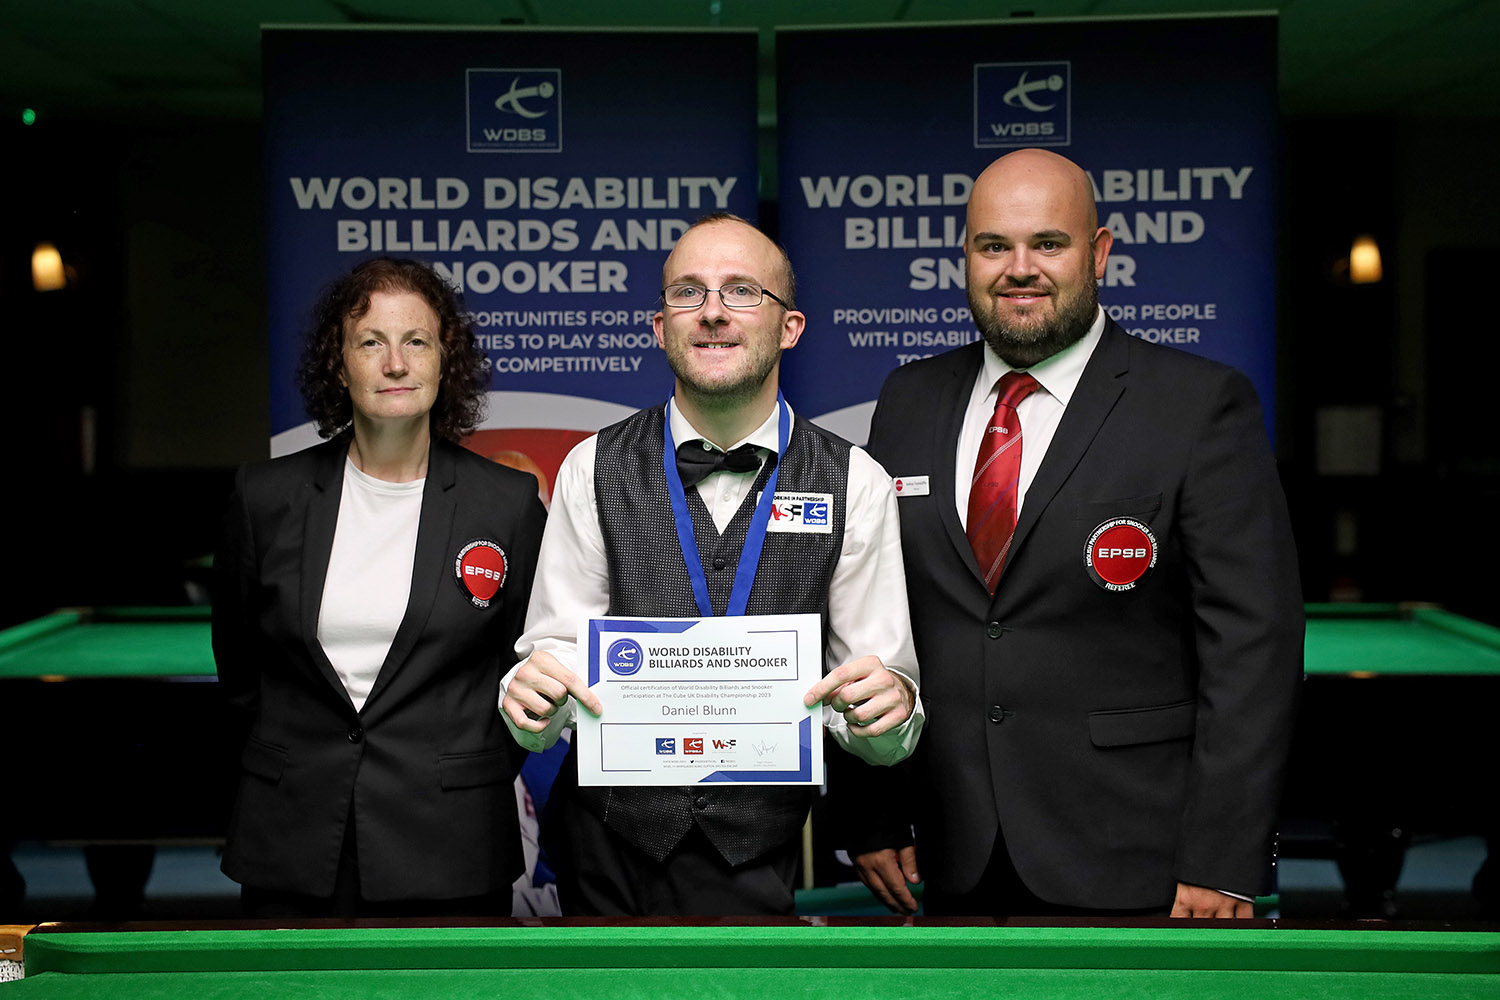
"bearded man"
833,148,1302,918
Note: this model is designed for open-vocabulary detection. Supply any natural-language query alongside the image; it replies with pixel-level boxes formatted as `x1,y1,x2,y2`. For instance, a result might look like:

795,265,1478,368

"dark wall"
1278,115,1500,619
3,121,264,626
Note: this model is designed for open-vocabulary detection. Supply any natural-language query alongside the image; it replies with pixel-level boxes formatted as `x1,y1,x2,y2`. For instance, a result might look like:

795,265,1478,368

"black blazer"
212,436,546,901
844,320,1302,907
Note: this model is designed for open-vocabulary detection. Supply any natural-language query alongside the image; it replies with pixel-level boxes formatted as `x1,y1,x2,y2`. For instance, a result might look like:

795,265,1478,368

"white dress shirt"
955,308,1106,527
503,398,924,766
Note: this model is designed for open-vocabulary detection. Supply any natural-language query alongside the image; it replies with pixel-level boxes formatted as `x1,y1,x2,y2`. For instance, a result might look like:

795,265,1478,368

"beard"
664,337,782,408
968,273,1099,369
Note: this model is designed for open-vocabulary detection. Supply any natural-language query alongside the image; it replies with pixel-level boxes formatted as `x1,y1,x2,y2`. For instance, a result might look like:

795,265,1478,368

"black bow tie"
675,441,763,488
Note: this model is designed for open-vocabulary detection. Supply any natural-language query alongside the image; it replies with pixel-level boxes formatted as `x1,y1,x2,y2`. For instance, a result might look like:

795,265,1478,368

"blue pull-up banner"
775,15,1278,443
263,27,759,492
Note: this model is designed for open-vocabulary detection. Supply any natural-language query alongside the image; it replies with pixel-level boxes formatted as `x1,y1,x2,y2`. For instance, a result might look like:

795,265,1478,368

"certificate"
575,613,823,786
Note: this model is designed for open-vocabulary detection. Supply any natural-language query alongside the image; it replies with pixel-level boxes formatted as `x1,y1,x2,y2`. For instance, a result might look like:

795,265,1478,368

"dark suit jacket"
847,320,1302,907
212,436,546,901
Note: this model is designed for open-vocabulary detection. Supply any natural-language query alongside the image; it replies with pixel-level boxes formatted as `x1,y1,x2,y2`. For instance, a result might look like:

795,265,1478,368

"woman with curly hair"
213,257,545,917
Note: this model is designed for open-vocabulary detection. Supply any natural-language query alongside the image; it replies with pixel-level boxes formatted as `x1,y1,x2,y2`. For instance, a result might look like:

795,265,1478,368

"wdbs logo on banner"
974,62,1070,148
606,638,644,676
467,68,561,152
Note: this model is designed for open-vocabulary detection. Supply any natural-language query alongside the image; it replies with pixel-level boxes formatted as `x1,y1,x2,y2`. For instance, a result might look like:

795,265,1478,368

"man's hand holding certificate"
803,652,916,739
502,616,918,784
576,613,824,786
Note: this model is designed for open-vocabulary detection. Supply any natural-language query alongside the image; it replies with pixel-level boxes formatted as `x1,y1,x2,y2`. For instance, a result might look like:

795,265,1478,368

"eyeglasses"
661,282,788,310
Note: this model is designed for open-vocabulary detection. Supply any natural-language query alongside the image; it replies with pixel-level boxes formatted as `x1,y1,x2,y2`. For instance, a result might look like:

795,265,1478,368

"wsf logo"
711,739,736,750
766,492,834,534
467,68,561,153
655,738,676,755
974,61,1071,149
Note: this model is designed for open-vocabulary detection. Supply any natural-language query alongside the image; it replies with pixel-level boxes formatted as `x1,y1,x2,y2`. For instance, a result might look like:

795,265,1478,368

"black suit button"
989,705,1005,724
347,725,364,743
986,621,1003,639
712,557,727,571
694,796,708,809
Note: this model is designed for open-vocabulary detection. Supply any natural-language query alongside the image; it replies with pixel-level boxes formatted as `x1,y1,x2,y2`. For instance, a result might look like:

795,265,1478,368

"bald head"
969,148,1099,235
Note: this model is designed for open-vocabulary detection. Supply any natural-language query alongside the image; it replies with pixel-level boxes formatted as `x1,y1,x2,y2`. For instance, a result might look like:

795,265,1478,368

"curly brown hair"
298,257,486,442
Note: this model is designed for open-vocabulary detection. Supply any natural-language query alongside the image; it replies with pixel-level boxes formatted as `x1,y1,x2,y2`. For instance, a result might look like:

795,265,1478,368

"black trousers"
922,826,1171,918
545,792,800,916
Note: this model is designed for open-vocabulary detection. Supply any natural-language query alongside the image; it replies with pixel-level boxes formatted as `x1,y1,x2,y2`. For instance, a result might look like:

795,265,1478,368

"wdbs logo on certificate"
576,613,824,786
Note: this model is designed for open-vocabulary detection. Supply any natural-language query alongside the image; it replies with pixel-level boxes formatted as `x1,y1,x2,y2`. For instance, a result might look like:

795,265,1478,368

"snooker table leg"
1333,822,1410,918
83,845,155,920
0,842,22,914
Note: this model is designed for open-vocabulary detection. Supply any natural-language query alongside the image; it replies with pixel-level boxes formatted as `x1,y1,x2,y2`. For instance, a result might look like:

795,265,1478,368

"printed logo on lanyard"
1084,518,1157,591
454,539,507,607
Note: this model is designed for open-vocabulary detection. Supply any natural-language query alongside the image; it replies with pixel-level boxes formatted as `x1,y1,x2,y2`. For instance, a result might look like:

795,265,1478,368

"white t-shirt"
317,458,424,711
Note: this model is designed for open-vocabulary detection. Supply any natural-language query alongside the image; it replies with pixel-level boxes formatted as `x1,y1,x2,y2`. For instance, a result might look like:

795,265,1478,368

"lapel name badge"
1085,517,1157,591
763,492,834,533
454,539,508,607
893,475,930,497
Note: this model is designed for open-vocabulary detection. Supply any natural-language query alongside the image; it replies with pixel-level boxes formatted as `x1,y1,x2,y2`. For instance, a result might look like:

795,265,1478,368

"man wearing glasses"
501,213,924,915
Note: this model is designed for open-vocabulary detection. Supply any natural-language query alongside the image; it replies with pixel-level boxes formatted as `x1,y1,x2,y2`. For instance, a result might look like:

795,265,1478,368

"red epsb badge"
1085,518,1158,591
455,539,507,607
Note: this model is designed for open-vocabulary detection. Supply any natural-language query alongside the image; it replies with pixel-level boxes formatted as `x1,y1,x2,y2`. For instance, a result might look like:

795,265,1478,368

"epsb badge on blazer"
455,539,508,607
1085,518,1157,591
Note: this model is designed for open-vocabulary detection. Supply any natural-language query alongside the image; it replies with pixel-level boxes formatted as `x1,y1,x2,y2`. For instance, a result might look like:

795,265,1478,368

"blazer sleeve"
1174,367,1304,896
212,463,260,724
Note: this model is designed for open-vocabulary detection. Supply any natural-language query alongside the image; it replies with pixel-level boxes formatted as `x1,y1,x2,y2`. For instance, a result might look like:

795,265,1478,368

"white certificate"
575,613,823,786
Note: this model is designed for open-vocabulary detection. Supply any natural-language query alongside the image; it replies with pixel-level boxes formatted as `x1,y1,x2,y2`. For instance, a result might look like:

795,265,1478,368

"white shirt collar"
666,396,790,455
979,306,1106,406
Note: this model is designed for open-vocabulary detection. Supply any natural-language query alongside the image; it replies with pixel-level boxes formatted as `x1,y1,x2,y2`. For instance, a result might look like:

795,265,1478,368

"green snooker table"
8,923,1500,999
1288,604,1500,916
3,604,1497,916
1302,602,1500,678
0,606,215,682
0,607,234,916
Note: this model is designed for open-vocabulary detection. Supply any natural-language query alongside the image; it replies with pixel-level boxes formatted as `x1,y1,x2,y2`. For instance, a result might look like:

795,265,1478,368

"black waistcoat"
578,403,849,865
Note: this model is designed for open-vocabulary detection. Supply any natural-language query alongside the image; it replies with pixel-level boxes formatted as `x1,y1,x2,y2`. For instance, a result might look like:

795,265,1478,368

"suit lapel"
1006,321,1130,571
300,439,357,709
935,343,988,585
361,438,457,712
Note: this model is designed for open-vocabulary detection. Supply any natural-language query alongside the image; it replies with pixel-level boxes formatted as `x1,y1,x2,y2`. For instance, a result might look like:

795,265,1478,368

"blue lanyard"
662,393,790,617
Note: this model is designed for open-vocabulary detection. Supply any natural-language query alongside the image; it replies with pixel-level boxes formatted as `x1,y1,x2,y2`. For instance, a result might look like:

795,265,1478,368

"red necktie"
967,371,1039,592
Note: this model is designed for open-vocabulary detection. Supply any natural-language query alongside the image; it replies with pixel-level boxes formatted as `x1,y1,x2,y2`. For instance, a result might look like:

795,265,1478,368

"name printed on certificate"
576,613,823,787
